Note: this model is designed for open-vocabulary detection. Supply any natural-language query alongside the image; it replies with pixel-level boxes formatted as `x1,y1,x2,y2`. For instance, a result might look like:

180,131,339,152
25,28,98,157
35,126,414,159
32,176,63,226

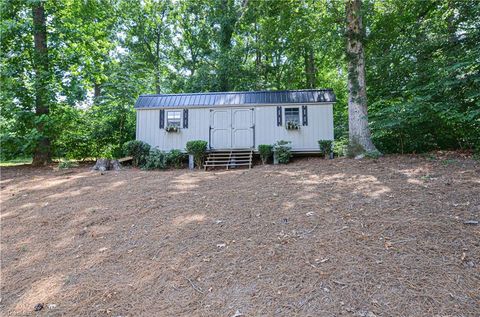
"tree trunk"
304,47,316,89
345,0,378,153
93,159,121,171
32,3,51,165
94,82,102,101
155,32,161,94
155,69,161,94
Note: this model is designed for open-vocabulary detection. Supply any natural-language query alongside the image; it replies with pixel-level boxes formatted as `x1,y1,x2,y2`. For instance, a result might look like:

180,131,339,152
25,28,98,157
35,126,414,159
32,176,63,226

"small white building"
135,89,335,152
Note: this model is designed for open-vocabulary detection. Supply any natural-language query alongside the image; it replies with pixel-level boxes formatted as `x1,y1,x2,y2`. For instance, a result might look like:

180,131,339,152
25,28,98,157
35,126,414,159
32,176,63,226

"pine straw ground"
1,153,479,317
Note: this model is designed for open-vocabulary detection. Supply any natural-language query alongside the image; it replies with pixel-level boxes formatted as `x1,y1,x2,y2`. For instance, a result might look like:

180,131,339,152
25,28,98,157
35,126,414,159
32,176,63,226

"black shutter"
277,106,282,126
302,105,308,126
183,109,188,128
159,109,165,129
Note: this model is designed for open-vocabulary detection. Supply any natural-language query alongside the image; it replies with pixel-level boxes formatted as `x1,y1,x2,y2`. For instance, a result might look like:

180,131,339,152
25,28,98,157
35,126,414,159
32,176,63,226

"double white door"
210,108,254,149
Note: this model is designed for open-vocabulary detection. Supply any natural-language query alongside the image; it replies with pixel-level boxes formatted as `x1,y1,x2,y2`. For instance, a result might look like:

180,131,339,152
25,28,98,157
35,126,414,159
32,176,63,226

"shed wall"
136,104,333,152
255,104,333,151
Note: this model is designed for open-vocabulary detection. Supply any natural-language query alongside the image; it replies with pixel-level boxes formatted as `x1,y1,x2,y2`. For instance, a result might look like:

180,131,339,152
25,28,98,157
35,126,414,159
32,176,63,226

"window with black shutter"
284,107,300,124
166,111,182,128
277,106,282,126
159,109,165,129
183,109,188,128
302,106,308,126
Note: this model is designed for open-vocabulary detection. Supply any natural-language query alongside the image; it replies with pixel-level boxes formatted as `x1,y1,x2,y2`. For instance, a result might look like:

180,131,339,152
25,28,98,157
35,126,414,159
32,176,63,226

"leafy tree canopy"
1,0,478,160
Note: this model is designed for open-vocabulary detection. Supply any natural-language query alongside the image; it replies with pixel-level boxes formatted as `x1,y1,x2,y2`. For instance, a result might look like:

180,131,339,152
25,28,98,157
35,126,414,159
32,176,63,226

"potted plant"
165,125,179,133
285,121,300,130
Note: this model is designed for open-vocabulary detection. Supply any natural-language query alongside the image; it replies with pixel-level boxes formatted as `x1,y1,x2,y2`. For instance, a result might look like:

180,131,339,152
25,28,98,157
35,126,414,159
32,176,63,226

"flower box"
285,121,300,130
165,125,180,133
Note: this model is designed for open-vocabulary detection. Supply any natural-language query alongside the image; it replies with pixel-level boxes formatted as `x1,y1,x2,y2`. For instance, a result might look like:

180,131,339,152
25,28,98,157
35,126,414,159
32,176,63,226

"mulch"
1,153,479,316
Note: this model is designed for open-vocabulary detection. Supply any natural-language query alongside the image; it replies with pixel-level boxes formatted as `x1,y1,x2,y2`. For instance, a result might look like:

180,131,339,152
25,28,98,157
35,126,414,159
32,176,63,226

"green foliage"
58,160,79,169
166,149,185,168
333,138,349,157
366,0,480,153
138,148,185,170
143,149,167,170
185,140,208,169
273,140,292,164
1,0,478,161
123,140,151,167
258,144,273,164
318,140,333,158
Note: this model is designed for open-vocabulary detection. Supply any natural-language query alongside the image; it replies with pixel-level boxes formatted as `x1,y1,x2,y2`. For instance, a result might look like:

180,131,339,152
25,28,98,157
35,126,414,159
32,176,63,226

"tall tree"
119,0,173,94
345,0,377,153
32,1,51,165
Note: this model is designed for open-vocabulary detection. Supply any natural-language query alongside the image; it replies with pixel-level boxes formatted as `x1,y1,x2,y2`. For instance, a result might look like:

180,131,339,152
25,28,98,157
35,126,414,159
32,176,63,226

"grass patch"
0,157,32,167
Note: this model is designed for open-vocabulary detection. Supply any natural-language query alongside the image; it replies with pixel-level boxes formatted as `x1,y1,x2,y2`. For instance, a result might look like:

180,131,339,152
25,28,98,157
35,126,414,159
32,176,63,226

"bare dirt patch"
1,154,479,316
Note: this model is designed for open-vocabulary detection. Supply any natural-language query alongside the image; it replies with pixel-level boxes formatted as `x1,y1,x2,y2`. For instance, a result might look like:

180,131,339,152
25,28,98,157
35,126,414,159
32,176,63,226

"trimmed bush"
318,140,333,158
123,140,150,167
273,140,292,164
144,149,167,170
166,149,185,168
185,140,208,169
258,144,273,164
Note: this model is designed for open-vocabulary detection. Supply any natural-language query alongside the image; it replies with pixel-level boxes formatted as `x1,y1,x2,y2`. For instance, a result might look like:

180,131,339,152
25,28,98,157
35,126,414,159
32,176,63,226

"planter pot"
273,152,279,165
188,154,194,170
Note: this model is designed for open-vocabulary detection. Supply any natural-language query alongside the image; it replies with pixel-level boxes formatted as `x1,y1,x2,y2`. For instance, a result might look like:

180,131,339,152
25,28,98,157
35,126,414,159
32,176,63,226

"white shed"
135,89,335,153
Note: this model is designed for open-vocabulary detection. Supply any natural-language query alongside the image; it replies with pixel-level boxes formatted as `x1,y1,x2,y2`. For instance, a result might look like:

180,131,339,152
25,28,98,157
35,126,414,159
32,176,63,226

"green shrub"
185,140,208,169
273,140,292,164
123,140,151,167
144,149,167,170
333,138,349,157
99,144,115,159
318,140,333,158
58,160,78,169
166,149,185,168
258,144,273,164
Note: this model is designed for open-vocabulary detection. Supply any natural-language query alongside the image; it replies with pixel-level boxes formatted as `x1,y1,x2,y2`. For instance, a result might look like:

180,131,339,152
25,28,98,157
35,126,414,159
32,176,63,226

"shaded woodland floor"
1,154,479,316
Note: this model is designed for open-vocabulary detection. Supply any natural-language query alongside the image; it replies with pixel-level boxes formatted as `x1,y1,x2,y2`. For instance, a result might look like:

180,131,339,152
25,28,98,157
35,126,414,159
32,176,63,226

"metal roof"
134,89,336,109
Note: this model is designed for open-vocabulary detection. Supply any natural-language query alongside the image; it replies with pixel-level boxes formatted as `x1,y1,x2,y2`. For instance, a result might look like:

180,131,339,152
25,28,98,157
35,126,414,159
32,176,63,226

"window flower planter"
285,121,300,130
165,125,180,133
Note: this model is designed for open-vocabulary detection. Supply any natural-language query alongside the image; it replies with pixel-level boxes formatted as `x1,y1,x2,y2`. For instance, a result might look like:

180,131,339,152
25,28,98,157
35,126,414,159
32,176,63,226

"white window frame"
166,110,182,128
284,107,301,125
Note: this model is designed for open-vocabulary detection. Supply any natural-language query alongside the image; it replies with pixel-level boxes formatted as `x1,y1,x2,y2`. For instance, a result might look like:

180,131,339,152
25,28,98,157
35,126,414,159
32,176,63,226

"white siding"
255,104,333,151
136,103,334,152
136,108,210,151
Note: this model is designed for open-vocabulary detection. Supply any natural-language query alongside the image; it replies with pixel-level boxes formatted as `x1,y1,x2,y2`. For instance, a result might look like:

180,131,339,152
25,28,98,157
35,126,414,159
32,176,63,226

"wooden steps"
204,149,253,170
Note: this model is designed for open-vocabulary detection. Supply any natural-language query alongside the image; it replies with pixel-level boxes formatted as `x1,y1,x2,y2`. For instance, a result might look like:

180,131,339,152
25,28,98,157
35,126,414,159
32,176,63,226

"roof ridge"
134,89,336,108
139,88,334,97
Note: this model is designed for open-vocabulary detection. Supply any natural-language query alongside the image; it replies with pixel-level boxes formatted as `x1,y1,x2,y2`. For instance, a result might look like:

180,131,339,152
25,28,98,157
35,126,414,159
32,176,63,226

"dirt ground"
1,153,479,316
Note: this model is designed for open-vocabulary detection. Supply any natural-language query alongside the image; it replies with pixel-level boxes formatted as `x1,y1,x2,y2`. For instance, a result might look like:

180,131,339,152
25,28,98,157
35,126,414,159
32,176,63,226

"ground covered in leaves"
1,153,479,316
